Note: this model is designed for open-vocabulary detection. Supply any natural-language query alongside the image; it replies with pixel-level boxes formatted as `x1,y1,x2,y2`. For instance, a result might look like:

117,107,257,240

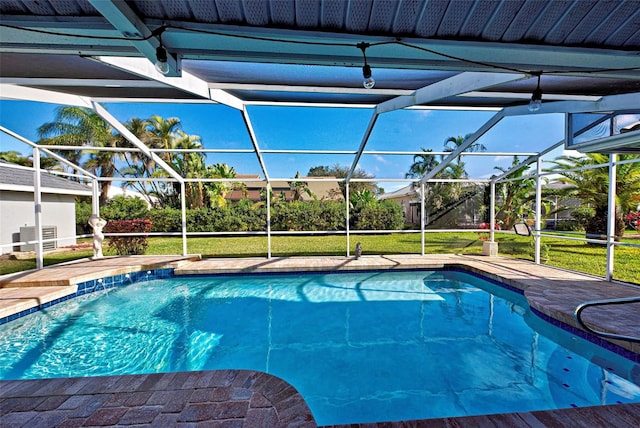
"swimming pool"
0,269,638,425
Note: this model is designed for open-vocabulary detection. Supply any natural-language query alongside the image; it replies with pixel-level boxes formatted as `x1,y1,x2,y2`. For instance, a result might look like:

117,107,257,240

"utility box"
20,226,57,252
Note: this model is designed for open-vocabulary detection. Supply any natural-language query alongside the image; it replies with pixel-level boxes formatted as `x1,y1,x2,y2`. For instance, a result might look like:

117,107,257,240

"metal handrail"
574,296,640,343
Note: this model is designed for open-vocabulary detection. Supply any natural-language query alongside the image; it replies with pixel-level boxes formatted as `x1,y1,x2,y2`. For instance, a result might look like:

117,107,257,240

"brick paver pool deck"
1,254,639,427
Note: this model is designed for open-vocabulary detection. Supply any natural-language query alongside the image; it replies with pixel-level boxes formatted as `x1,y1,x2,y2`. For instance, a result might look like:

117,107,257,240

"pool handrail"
574,296,640,343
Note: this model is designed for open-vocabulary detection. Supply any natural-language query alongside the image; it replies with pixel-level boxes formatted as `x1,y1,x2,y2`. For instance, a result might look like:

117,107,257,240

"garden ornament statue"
88,214,107,259
355,242,362,259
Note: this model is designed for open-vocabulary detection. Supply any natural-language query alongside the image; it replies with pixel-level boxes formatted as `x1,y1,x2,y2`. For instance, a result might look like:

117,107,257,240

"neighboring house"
228,175,344,202
378,184,422,224
0,161,92,254
379,183,484,227
542,181,582,228
107,185,157,207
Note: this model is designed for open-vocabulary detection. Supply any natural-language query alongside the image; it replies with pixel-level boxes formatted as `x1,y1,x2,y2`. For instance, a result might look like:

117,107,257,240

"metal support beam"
493,139,564,182
91,101,184,182
420,182,425,256
490,181,496,242
181,182,187,256
241,107,270,182
267,182,272,259
534,158,542,264
0,84,93,108
33,147,44,270
347,111,378,181
346,182,350,257
94,57,243,110
376,72,527,114
606,154,617,281
88,0,181,76
0,125,97,180
92,180,100,217
421,111,505,183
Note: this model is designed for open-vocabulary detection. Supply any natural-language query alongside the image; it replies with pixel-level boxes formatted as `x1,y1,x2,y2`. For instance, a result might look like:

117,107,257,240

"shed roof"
0,161,92,196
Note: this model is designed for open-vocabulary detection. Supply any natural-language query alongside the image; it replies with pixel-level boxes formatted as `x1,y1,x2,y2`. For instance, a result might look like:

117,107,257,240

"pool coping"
1,254,640,427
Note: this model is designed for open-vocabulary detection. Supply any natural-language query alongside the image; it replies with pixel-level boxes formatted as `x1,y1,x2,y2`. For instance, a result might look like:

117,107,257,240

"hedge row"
147,199,403,232
81,198,404,233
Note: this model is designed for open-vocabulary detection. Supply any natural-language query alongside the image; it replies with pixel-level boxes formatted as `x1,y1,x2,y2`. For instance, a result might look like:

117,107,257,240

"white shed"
0,161,92,254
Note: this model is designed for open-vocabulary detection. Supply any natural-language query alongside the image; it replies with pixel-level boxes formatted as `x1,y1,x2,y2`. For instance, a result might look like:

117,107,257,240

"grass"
1,232,638,285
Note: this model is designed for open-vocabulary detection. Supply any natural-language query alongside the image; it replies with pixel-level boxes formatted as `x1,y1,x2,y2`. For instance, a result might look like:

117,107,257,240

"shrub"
75,200,93,234
352,200,404,230
272,201,346,231
101,195,149,221
148,207,182,232
571,206,595,228
552,220,583,231
105,219,152,255
477,222,501,240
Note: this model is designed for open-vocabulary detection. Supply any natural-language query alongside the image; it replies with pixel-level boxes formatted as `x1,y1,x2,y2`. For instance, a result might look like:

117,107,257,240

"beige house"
228,175,343,202
378,184,422,224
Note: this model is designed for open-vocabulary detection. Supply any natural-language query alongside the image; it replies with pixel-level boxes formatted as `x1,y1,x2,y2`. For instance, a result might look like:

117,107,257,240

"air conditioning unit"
20,226,57,252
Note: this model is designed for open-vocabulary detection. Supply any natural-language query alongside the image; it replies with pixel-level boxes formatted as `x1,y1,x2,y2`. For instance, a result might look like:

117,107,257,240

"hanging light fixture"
153,27,170,75
528,73,543,112
357,42,375,89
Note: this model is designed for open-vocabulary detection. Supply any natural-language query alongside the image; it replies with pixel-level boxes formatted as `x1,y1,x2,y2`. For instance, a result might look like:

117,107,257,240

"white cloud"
493,155,512,162
374,154,388,164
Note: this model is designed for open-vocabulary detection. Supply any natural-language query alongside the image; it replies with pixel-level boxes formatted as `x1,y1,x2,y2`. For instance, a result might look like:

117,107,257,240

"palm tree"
548,153,640,237
405,148,440,179
493,156,536,229
205,163,242,208
0,151,60,170
119,117,163,204
37,106,122,204
147,115,182,165
168,130,205,209
444,134,487,164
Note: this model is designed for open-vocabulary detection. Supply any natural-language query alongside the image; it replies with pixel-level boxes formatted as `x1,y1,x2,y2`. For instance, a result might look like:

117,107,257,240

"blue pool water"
0,269,639,425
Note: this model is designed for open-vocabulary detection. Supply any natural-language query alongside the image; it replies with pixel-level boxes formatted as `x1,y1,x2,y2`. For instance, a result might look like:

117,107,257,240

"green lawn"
1,232,638,285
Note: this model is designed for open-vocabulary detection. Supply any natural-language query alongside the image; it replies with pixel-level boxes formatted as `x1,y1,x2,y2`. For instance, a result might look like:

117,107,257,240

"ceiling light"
153,27,170,75
528,74,542,112
155,45,169,74
357,42,375,89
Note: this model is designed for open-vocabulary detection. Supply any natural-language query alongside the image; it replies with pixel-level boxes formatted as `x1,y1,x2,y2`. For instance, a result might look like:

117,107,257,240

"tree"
205,163,241,208
37,106,122,204
307,163,376,198
405,148,440,179
0,151,60,170
289,171,315,201
443,134,486,164
548,153,640,237
493,157,536,229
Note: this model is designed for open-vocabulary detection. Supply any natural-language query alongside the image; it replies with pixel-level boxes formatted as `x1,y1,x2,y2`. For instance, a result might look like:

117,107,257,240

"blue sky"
0,99,566,192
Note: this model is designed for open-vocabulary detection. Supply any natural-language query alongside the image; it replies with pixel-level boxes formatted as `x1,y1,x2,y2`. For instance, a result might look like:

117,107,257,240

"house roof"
0,161,92,196
378,184,417,200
